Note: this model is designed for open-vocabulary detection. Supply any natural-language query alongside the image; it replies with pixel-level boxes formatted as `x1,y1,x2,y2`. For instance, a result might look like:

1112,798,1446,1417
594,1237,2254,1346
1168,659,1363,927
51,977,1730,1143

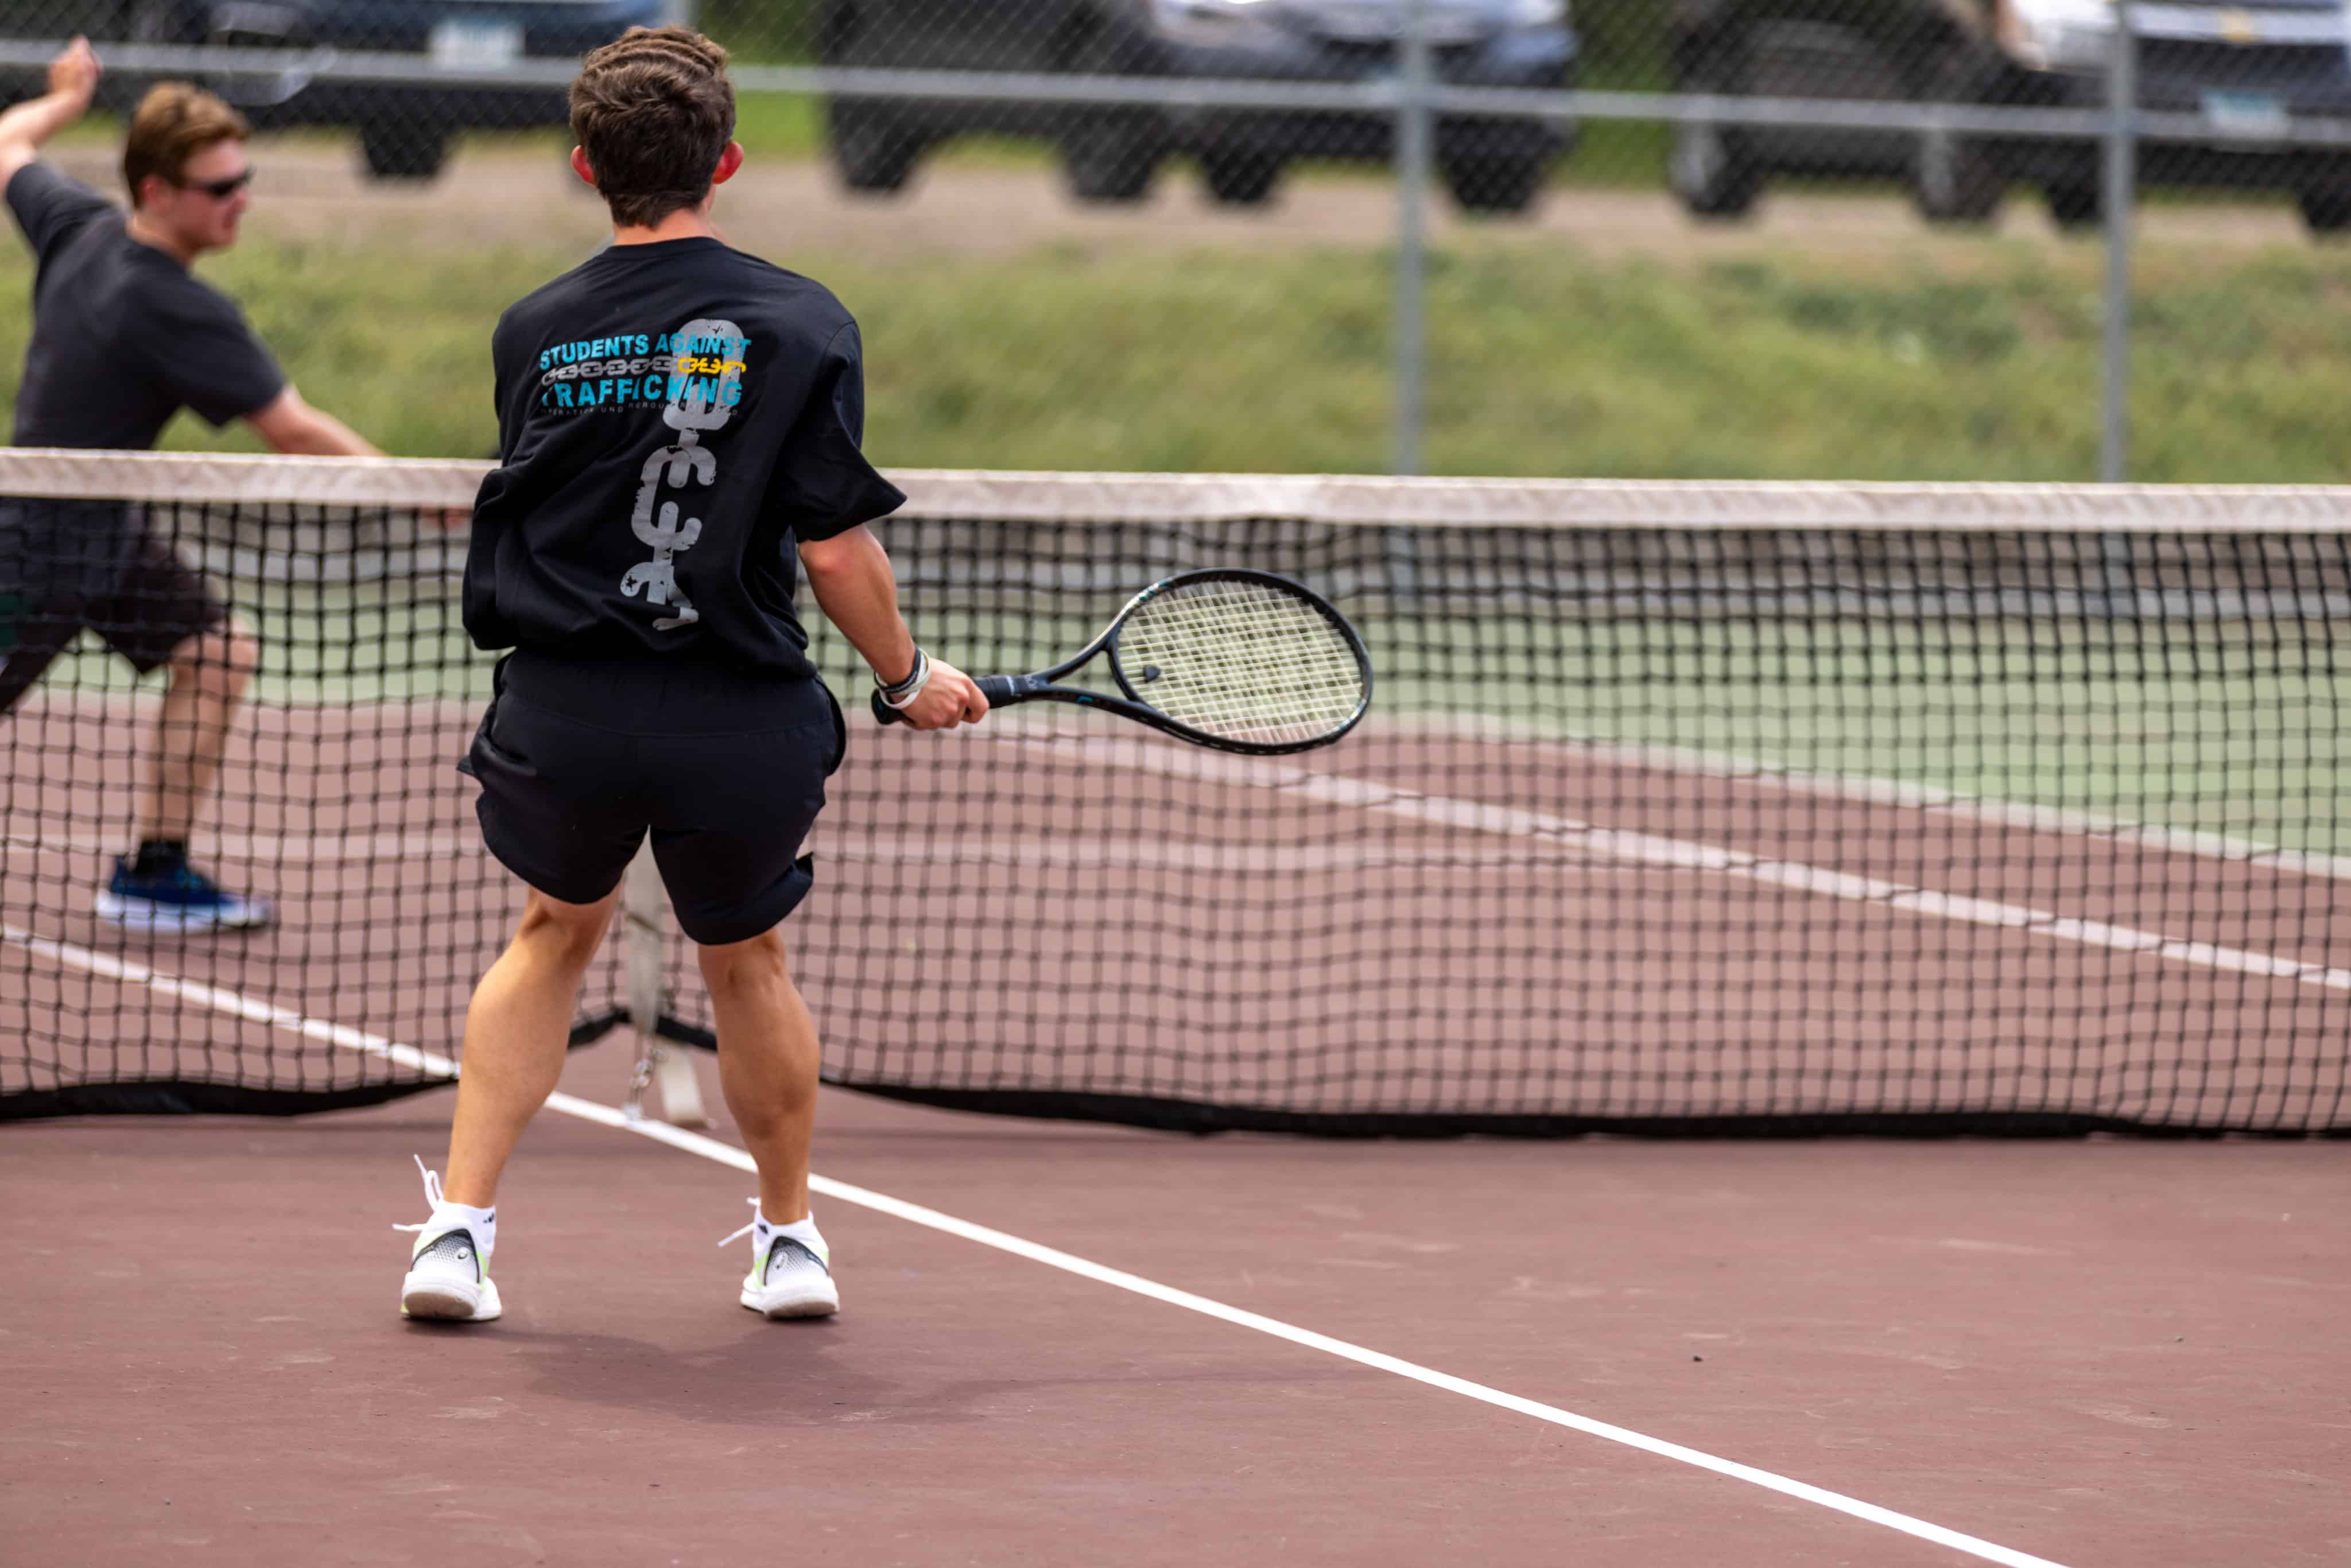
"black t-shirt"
5,164,286,449
463,236,906,676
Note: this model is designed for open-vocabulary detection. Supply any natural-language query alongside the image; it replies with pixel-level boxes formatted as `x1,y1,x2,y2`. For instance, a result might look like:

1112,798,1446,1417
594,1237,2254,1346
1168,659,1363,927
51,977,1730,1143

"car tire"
1441,154,1547,216
2044,180,2101,231
1060,30,1162,204
1671,44,1762,221
1065,121,1161,203
1201,150,1281,207
359,122,449,182
2297,181,2351,236
829,102,925,195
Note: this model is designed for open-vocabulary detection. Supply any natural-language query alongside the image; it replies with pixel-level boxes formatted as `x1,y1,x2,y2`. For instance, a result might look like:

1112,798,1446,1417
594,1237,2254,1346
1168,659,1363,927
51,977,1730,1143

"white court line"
1373,712,2351,883
3,921,2069,1568
1010,734,2351,993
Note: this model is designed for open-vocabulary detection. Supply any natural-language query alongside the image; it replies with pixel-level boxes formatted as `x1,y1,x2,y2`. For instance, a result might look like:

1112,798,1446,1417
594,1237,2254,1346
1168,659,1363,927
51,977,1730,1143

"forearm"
799,526,918,684
249,393,382,457
0,91,85,175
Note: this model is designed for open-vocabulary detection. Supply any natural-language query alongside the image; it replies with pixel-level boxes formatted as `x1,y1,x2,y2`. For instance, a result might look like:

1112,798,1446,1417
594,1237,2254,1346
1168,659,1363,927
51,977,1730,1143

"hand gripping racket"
873,568,1372,756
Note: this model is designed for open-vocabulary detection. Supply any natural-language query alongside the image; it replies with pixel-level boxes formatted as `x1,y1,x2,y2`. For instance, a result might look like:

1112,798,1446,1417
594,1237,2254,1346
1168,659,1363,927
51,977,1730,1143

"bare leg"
140,618,261,845
441,886,618,1207
699,927,820,1223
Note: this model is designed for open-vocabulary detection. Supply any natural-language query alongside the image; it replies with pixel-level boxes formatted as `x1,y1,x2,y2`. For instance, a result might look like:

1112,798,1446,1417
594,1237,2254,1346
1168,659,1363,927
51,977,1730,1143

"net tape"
5,447,2350,531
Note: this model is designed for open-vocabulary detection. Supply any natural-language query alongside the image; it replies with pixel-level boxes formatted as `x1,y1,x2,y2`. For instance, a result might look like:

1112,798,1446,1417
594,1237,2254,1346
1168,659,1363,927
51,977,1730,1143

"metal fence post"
1391,0,1433,476
2100,0,2137,483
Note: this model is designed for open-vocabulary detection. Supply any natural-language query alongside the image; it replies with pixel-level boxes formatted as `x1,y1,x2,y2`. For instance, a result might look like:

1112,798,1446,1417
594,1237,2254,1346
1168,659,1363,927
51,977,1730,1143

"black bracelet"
878,647,928,700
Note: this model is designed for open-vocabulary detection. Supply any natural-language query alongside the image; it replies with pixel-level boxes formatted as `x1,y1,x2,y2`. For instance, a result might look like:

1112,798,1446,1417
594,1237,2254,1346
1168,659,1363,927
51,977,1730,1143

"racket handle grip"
873,673,1027,726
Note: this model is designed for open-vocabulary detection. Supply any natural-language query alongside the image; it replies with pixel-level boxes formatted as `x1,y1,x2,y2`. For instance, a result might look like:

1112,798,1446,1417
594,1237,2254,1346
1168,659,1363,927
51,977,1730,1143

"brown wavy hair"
569,27,737,228
122,83,250,207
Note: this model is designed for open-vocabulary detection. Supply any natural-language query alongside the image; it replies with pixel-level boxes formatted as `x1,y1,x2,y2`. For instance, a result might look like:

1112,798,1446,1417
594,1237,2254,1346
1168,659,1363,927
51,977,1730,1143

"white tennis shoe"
720,1201,839,1319
394,1156,502,1323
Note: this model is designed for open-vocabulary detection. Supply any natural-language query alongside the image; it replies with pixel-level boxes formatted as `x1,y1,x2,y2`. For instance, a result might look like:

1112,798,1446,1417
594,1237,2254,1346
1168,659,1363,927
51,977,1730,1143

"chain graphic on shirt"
620,317,745,632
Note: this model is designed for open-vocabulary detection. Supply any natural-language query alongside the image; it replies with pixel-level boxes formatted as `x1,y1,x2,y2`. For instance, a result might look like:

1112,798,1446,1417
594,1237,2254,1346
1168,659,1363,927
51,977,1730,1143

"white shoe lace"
716,1196,761,1249
391,1154,445,1235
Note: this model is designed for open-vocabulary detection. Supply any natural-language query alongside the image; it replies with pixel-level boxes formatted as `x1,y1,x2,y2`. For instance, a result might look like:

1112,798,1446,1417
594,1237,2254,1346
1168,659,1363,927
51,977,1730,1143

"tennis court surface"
3,451,2346,1565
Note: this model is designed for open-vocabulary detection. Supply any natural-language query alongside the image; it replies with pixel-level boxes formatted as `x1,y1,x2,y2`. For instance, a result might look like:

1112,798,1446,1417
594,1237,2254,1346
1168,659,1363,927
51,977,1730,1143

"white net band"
5,448,2350,534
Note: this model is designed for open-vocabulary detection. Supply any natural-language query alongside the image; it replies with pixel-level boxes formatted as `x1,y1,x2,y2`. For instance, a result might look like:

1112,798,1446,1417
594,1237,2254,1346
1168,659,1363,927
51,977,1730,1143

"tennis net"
3,449,2347,1134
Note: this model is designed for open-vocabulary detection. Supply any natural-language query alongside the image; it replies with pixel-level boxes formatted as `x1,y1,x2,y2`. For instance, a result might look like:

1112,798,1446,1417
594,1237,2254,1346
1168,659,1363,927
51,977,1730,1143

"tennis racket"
873,568,1371,756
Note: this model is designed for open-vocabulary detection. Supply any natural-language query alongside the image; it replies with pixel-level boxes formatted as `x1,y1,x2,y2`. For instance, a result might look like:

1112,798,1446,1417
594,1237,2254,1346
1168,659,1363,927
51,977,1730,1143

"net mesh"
3,450,2347,1134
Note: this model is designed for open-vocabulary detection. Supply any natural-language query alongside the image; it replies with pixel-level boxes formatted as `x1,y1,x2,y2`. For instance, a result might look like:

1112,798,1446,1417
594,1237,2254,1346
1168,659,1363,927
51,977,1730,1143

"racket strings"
1115,579,1367,744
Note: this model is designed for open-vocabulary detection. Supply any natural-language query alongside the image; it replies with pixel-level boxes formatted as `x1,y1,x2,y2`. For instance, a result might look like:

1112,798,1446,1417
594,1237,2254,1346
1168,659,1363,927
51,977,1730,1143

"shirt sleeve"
134,278,288,428
766,320,906,544
5,163,119,262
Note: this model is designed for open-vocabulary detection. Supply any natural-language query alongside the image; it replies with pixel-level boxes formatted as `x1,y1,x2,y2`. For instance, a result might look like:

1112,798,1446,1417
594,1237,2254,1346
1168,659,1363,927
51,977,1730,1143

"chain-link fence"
5,1,2351,478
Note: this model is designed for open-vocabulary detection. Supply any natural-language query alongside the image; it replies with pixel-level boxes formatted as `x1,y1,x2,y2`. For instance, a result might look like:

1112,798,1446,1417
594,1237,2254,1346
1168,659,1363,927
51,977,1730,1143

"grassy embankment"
4,223,2346,479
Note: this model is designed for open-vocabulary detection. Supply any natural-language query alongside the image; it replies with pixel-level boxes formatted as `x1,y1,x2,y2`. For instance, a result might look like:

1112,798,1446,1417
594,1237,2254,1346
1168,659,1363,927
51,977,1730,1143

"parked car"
820,0,1580,214
1667,0,2351,234
1,0,666,181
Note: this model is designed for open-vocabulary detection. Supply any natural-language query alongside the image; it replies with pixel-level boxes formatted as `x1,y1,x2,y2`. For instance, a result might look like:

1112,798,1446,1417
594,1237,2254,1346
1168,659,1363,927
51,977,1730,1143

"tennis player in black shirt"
0,40,385,931
395,26,986,1325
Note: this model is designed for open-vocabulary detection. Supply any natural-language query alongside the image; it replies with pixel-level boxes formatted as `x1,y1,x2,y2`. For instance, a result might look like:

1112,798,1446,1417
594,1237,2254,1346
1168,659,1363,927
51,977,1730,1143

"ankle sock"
427,1199,497,1264
752,1208,825,1264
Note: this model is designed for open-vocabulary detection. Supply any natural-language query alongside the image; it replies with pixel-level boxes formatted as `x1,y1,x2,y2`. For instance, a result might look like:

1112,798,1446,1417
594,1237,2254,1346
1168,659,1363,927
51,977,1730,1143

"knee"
516,889,614,970
696,927,790,998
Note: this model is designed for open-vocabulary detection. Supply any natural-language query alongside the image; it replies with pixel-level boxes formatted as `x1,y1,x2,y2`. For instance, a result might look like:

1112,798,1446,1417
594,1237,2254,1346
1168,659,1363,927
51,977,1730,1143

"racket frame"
872,567,1372,756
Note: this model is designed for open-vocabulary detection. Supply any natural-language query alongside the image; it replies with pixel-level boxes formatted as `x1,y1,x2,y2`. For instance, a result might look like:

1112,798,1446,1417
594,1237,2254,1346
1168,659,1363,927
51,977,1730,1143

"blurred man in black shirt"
394,26,985,1326
1,40,384,930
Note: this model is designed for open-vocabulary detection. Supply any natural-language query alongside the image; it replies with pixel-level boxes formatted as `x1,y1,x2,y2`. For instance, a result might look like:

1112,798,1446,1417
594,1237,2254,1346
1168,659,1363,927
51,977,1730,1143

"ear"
711,141,744,187
569,146,596,187
133,173,168,212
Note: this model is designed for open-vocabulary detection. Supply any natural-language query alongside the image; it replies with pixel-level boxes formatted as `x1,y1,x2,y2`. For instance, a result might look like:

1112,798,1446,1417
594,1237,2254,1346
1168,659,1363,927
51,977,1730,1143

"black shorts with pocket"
0,499,230,713
460,649,847,945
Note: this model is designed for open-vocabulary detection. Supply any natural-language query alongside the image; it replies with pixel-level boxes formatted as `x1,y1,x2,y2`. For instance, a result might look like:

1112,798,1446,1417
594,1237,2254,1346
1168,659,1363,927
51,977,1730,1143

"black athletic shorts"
460,649,847,945
0,499,229,713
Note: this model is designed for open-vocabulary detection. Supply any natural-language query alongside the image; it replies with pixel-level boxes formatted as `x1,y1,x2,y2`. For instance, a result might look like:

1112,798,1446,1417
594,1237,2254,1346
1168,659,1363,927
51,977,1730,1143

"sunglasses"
180,168,254,200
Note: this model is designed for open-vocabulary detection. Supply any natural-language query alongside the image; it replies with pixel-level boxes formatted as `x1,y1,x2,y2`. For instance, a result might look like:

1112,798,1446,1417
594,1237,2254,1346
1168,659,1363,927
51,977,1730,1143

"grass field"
5,218,2348,479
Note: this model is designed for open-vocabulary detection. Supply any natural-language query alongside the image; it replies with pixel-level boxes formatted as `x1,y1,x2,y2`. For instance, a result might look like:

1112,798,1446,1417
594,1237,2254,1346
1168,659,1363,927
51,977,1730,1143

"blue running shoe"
95,857,273,932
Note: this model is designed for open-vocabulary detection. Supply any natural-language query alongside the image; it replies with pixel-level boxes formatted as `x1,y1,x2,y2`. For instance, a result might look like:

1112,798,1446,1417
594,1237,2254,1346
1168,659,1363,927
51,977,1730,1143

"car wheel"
1065,119,1161,203
2298,182,2351,236
1201,149,1281,207
1671,44,1762,221
1441,154,1547,216
359,122,449,182
829,102,925,195
2044,180,2101,231
1060,30,1162,203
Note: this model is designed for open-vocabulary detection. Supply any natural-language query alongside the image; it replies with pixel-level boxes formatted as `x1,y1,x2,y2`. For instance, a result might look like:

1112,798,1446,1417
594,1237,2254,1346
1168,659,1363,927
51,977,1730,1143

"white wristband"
879,650,933,709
